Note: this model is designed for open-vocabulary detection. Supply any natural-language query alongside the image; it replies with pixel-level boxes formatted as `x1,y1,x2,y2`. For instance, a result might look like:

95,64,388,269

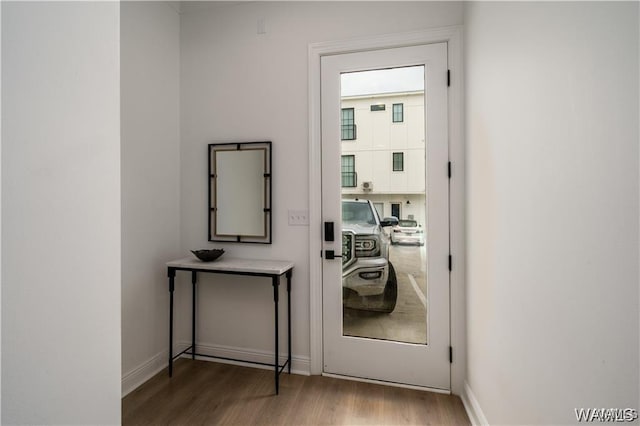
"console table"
166,257,294,394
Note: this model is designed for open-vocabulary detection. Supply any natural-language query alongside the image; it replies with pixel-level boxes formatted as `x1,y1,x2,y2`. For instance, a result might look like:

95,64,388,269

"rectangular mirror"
209,141,272,243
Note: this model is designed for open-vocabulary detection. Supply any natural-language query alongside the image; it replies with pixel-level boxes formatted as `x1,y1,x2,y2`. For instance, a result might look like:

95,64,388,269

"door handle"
325,250,343,260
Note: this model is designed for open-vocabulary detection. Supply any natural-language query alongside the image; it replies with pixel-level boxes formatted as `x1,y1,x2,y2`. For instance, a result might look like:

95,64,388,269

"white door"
321,43,450,390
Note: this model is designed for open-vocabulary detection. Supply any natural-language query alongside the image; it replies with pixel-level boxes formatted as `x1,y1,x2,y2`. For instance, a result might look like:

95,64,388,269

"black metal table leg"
166,264,292,394
168,267,176,377
273,275,279,395
192,271,197,360
286,269,292,374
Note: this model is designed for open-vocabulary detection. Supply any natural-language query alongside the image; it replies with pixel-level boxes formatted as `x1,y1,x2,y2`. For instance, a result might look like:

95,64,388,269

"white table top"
167,256,294,276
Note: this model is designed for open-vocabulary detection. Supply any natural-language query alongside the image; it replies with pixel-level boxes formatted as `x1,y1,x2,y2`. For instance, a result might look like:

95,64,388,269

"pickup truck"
341,199,398,313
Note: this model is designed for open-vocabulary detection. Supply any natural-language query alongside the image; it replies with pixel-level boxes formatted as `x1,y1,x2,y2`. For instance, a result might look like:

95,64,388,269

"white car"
391,219,425,246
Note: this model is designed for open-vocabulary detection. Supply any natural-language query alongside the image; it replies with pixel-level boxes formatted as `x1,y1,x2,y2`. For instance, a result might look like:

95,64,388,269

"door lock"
324,222,335,242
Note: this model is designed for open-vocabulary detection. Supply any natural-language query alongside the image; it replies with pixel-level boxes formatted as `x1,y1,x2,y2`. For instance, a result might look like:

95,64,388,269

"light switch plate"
288,209,309,226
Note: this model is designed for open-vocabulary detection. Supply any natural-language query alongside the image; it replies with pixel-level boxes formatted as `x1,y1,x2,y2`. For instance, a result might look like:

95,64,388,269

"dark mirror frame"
208,141,272,244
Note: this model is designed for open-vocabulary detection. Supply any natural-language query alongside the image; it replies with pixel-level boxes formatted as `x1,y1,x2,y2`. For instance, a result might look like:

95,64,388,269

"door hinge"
448,161,452,179
447,69,451,87
448,255,452,271
449,346,453,363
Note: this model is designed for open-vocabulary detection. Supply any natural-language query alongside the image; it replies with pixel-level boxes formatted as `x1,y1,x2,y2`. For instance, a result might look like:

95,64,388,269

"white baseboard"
461,381,489,426
180,341,311,376
121,349,167,397
122,343,311,397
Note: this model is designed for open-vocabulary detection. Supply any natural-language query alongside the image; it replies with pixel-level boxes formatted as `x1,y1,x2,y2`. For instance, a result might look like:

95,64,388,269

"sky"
341,65,424,97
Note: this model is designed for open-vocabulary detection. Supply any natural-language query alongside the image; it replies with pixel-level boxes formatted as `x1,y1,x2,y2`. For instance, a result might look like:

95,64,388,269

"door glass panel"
340,66,427,345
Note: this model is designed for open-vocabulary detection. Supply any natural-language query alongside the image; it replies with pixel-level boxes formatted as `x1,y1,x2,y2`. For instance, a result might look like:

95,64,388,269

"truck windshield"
342,201,376,225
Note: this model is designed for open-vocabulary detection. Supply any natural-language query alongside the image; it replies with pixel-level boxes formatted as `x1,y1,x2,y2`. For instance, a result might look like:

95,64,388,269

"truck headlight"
355,235,380,257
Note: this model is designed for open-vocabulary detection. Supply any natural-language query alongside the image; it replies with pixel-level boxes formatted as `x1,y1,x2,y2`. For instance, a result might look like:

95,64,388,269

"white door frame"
307,26,465,395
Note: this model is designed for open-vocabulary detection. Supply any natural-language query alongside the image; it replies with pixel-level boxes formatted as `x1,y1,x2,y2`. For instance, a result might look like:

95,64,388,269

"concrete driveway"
343,244,428,344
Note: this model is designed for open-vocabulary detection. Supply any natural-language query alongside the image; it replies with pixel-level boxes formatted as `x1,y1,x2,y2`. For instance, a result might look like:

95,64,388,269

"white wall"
180,1,463,371
464,2,639,424
121,2,181,395
1,2,121,424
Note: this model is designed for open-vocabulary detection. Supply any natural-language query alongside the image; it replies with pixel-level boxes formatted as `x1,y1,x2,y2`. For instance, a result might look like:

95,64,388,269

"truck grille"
342,232,353,265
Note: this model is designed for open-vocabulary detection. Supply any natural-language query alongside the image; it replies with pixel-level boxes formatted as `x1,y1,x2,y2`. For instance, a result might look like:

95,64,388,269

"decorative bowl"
191,249,225,262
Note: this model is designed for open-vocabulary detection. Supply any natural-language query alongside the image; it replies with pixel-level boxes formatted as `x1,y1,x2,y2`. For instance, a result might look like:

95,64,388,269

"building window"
393,152,404,171
370,104,386,111
392,103,404,123
341,108,356,140
391,203,401,220
341,155,356,187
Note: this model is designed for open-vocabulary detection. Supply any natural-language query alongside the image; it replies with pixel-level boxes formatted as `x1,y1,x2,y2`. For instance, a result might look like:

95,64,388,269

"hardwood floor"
123,360,470,425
